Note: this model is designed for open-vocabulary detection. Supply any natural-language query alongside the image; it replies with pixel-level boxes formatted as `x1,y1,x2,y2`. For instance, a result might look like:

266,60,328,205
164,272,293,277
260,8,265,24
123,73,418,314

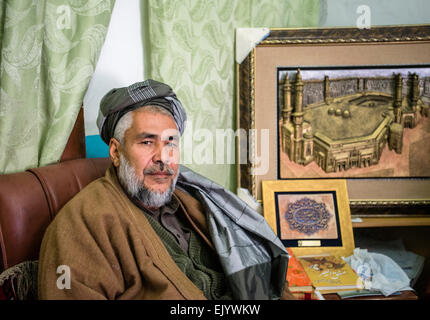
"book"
297,254,361,294
286,248,313,294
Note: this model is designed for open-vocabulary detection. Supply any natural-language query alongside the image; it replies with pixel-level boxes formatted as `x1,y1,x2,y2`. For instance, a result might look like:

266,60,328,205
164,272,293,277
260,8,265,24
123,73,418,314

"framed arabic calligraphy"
262,179,354,257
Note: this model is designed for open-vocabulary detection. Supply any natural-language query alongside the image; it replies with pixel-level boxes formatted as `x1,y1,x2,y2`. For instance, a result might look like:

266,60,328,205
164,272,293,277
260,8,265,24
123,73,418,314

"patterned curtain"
142,0,320,191
0,0,115,174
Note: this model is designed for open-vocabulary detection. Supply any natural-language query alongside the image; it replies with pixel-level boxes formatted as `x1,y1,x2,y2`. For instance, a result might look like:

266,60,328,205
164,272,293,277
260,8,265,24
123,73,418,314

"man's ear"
109,138,121,167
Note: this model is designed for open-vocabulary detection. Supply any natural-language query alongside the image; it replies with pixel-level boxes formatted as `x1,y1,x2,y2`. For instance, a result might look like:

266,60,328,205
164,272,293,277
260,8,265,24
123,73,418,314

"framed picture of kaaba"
277,66,430,180
262,179,354,257
236,25,430,216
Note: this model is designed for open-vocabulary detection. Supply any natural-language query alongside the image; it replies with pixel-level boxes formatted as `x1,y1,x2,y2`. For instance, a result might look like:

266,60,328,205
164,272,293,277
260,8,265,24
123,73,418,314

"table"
323,290,418,300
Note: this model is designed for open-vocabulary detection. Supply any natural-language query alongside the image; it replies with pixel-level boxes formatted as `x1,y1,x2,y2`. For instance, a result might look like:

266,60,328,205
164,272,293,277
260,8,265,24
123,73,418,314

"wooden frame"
262,179,354,257
236,25,430,215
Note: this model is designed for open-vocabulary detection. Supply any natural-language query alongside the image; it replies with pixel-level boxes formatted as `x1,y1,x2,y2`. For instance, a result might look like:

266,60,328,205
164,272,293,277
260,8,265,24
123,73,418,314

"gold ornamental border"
350,200,430,207
261,36,430,45
260,25,430,46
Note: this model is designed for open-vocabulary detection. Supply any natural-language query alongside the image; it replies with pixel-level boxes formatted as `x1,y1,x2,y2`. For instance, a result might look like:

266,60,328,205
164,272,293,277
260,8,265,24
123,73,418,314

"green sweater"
144,211,233,300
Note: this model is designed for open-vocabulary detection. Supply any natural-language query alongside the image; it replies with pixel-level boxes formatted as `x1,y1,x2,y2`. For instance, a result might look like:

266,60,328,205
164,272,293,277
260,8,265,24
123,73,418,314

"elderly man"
38,80,292,300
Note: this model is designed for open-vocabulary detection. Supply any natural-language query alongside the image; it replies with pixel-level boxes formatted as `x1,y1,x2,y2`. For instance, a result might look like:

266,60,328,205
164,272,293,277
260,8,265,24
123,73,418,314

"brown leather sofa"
0,157,111,273
1,156,430,300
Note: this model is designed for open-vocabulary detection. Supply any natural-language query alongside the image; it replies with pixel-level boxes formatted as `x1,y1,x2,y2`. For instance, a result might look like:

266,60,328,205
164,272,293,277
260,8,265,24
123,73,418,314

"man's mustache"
143,162,174,175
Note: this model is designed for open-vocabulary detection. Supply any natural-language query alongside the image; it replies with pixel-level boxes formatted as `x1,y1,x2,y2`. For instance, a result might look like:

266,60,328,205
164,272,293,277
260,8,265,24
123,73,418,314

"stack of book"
296,253,361,294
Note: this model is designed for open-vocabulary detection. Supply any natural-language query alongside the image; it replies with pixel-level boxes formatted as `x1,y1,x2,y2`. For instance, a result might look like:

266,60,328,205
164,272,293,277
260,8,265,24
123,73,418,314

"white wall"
320,0,430,27
83,0,144,136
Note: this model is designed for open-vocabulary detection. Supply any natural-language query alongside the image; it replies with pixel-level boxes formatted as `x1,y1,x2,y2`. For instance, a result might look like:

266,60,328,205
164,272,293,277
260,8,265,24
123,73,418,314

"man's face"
111,109,180,196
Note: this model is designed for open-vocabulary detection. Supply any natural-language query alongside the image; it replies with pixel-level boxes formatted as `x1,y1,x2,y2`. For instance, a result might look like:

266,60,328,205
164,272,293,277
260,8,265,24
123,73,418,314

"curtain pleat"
0,0,115,174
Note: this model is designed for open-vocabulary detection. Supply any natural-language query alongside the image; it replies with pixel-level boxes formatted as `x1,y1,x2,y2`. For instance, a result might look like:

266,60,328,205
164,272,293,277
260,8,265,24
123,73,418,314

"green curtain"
142,0,319,192
0,0,114,174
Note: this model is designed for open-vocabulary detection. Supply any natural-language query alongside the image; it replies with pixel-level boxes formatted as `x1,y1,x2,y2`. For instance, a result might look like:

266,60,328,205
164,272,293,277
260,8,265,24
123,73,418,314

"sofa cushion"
0,158,110,271
0,172,50,271
28,157,110,219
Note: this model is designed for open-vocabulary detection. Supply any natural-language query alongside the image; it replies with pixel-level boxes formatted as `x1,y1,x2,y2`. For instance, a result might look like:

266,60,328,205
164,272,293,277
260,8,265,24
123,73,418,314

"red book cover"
286,248,313,293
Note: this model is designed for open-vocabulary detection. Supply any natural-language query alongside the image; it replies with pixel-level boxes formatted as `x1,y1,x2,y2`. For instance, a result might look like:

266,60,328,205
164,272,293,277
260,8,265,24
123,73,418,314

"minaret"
410,73,419,110
292,69,304,163
282,76,293,125
324,75,331,104
393,73,403,123
294,69,304,113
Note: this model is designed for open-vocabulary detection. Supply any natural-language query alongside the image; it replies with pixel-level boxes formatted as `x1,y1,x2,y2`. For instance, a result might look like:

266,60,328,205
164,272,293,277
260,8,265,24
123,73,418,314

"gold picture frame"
262,179,354,257
236,25,430,216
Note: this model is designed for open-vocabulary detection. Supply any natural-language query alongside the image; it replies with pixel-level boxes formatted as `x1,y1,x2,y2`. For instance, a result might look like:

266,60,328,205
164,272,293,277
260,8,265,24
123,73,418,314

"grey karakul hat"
97,79,187,144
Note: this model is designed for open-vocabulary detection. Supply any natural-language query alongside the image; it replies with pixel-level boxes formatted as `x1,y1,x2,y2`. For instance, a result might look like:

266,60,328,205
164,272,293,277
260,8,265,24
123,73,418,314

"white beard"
118,153,178,208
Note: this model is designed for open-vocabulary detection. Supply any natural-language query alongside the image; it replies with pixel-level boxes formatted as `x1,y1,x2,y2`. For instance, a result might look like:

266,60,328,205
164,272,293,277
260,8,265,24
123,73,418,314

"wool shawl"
176,165,289,299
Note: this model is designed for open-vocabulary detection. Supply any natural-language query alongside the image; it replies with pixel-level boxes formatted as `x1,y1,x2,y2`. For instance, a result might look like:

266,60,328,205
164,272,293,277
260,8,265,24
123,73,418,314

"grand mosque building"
280,69,429,173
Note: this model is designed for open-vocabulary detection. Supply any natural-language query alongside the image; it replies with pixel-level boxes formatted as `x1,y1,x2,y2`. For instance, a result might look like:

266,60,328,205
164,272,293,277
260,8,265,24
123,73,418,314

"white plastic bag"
344,248,412,296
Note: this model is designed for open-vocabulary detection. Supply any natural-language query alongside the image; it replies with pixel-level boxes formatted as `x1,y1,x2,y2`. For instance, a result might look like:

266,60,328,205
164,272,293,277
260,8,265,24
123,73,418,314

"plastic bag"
344,248,412,296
